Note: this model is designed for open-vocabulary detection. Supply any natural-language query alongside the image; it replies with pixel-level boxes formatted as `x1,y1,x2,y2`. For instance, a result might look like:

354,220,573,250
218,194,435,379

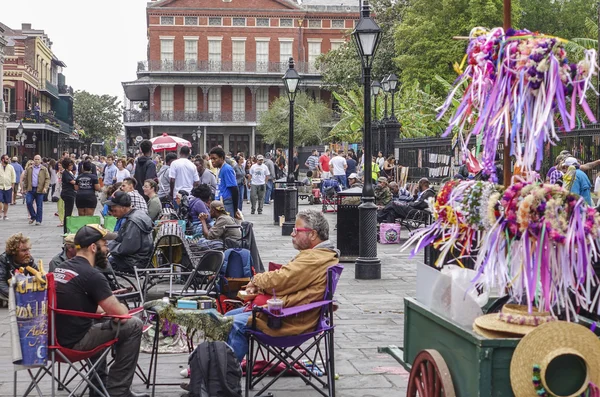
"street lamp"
192,127,202,154
384,73,401,157
371,80,381,154
352,0,382,280
281,57,301,236
387,73,398,120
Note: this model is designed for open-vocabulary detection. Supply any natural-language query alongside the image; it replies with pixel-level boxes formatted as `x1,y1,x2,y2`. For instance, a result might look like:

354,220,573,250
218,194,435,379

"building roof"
299,0,359,11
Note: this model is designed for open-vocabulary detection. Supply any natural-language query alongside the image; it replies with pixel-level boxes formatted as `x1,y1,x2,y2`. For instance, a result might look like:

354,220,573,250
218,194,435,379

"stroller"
320,178,341,213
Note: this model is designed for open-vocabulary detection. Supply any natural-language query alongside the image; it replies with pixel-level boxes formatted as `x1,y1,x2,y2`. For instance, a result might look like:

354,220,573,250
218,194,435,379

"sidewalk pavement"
1,199,417,396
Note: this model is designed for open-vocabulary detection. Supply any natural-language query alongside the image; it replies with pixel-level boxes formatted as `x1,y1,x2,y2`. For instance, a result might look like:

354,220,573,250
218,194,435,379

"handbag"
379,223,401,244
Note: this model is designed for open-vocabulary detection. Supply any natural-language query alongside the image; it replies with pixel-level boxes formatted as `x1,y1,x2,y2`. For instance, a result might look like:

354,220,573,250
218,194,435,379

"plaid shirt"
548,167,563,185
128,191,148,214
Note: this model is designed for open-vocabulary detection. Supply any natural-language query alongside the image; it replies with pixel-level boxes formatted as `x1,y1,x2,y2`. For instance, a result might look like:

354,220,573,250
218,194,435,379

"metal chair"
164,250,225,298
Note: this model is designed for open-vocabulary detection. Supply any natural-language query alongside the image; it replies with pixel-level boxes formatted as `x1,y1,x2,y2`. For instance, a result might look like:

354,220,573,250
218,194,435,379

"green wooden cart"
380,298,599,396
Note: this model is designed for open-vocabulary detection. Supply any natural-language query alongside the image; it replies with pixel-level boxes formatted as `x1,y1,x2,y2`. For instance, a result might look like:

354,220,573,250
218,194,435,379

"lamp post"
371,80,381,154
281,57,301,236
352,0,382,280
192,127,201,155
16,121,27,158
380,76,390,156
385,73,401,157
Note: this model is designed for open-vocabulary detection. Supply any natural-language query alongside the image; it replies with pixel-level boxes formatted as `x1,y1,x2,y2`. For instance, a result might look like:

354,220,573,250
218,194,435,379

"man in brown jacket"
23,155,50,225
225,209,339,362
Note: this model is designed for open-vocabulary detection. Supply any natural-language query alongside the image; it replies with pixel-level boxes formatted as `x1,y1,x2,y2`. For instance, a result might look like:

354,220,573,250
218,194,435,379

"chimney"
21,23,32,30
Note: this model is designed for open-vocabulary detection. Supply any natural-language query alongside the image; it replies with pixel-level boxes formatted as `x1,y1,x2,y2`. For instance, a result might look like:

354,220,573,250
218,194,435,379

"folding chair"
103,215,118,231
65,216,101,234
15,273,131,397
164,250,224,298
245,265,344,397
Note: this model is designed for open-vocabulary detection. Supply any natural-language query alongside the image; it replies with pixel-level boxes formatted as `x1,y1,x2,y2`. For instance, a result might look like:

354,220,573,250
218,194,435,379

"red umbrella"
150,133,191,152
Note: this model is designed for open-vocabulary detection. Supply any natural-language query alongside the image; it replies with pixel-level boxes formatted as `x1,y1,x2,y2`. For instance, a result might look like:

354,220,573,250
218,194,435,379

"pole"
281,96,297,235
502,0,512,186
597,1,600,122
355,62,381,279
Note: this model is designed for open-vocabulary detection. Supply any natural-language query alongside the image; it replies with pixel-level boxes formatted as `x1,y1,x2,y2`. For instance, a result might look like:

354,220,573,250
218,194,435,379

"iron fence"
123,110,256,123
136,60,320,75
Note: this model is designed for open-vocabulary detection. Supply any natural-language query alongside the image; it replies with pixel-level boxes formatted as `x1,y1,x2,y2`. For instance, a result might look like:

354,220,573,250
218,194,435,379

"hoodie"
133,155,157,195
248,240,339,337
108,208,154,272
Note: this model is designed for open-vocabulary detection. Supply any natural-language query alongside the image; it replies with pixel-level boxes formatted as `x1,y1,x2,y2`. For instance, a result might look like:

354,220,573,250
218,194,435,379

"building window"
330,40,344,51
256,40,269,72
160,39,174,68
185,16,198,25
208,134,224,149
184,40,198,69
209,17,222,26
160,16,174,25
256,88,268,117
232,87,245,121
208,39,222,71
161,86,173,119
308,42,321,73
279,18,293,27
256,18,270,27
229,135,249,157
232,40,246,72
331,19,344,28
233,17,246,26
308,19,322,28
208,87,221,118
279,40,293,72
185,87,197,114
2,88,9,113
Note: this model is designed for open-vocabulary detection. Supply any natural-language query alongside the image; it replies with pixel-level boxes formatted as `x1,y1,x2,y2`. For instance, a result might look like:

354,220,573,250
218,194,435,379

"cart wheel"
407,349,455,397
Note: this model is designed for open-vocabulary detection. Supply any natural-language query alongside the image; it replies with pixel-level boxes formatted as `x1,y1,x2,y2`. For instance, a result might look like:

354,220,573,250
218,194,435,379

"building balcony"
137,60,320,75
59,85,74,97
40,80,60,99
7,111,73,134
124,110,257,124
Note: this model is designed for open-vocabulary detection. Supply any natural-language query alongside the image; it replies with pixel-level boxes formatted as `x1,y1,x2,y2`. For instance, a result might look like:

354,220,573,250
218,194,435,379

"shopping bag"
379,223,401,244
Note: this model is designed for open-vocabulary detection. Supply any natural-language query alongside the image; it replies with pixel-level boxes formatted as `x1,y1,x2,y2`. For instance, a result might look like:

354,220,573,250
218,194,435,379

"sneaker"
258,211,262,215
3,216,8,221
251,210,255,215
35,221,41,226
180,368,190,378
29,219,34,224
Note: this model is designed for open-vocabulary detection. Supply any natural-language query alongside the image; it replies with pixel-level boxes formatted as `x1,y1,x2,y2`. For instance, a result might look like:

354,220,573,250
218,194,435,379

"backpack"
219,248,254,298
189,341,242,397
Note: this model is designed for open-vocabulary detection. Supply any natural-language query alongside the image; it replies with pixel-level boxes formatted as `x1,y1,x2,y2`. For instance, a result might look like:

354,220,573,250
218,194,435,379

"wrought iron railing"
8,110,71,131
123,110,256,123
136,60,320,74
40,80,60,97
59,85,74,96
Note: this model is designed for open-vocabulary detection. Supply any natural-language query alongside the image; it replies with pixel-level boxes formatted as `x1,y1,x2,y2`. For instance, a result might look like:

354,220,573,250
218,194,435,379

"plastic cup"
267,298,283,316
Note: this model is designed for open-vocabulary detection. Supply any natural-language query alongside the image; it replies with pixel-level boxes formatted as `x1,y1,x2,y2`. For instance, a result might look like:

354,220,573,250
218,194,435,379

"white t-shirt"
329,156,347,176
115,168,130,183
250,163,270,185
168,158,200,197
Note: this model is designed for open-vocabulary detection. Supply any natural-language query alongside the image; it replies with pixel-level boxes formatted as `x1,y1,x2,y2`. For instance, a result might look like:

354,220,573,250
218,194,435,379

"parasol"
150,133,191,152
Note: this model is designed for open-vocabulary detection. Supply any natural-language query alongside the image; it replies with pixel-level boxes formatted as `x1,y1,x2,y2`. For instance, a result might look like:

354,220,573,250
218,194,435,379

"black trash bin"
336,187,363,262
272,178,301,225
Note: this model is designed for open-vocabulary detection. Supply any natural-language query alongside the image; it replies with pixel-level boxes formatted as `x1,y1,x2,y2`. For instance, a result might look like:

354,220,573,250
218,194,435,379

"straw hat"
511,321,600,397
473,304,555,337
473,323,521,339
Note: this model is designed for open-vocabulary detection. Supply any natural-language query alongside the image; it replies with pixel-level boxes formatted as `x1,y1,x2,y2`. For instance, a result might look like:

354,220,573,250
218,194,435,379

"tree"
257,92,333,147
519,0,597,41
73,91,123,145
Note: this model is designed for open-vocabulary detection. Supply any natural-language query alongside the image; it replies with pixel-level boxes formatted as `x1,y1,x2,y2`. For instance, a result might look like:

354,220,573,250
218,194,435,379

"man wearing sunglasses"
224,209,339,362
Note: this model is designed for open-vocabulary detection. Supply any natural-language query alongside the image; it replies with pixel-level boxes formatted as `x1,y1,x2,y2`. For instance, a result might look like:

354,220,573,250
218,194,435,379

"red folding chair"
15,272,132,397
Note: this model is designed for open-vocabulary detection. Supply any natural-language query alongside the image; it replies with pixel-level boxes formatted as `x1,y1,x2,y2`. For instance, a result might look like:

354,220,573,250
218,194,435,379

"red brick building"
122,0,358,156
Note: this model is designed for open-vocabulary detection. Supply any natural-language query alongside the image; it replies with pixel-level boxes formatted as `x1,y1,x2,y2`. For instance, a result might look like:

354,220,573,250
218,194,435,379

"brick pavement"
1,199,417,396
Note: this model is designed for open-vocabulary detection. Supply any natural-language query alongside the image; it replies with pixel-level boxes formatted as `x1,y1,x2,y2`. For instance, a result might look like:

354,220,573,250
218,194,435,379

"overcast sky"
2,0,148,102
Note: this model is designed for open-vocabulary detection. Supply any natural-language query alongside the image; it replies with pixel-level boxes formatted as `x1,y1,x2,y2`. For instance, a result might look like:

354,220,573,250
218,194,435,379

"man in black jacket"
133,140,157,197
377,178,436,224
0,233,37,302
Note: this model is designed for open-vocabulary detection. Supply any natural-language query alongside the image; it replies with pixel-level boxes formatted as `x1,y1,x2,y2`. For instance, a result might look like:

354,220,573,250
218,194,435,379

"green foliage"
73,91,123,144
329,90,365,142
519,0,597,40
257,92,332,147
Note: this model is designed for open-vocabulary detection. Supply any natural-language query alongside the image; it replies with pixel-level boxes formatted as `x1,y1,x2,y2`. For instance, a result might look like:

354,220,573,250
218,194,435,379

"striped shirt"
305,155,319,170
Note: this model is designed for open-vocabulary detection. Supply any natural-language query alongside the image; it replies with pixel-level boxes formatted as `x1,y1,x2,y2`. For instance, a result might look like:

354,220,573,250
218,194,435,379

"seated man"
341,173,363,206
374,177,392,207
49,234,77,272
377,177,436,224
106,191,153,273
347,173,363,189
54,225,147,397
225,209,339,362
198,201,242,242
121,177,148,214
0,233,37,302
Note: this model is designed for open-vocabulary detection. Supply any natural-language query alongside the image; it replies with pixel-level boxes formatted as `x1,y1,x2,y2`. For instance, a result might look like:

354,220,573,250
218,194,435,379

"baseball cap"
63,234,76,245
377,177,388,183
265,152,272,159
418,177,430,184
210,200,227,213
105,191,132,207
11,157,17,162
563,157,579,167
74,224,117,249
348,173,358,179
257,155,264,161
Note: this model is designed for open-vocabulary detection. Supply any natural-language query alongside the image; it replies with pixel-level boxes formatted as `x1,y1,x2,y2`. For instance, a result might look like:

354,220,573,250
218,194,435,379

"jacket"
0,252,37,300
409,187,436,210
0,164,16,190
249,241,339,337
23,164,50,194
571,169,592,205
108,208,154,271
133,156,157,195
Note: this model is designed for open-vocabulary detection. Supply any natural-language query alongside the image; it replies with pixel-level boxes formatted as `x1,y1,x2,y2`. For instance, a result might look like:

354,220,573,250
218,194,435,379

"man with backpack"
133,140,157,197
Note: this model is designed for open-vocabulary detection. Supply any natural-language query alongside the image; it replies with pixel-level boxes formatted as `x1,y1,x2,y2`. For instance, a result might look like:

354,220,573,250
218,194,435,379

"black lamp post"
381,76,390,121
281,57,301,236
385,73,400,157
371,80,381,154
352,0,382,280
192,126,202,155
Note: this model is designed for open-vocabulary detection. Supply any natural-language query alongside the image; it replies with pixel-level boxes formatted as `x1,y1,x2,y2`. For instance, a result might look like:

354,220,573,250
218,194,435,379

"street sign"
6,141,18,147
135,136,143,143
25,144,36,149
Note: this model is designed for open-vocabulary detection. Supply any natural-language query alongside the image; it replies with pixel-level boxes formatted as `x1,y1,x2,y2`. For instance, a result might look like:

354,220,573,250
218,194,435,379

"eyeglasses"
292,227,313,234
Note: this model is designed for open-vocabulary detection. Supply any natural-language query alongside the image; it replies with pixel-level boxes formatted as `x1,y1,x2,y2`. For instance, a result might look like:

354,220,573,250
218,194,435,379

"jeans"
334,174,347,189
250,184,266,213
226,307,251,363
26,190,44,223
237,183,245,210
264,180,274,203
72,317,143,397
223,197,235,216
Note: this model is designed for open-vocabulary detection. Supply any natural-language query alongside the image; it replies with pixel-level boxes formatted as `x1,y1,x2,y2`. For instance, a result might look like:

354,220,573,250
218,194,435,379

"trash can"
336,187,363,262
273,178,301,225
